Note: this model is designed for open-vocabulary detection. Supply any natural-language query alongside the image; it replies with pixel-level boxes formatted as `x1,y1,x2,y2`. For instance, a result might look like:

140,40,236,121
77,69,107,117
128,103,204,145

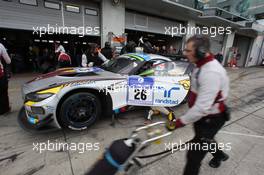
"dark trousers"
183,113,226,175
0,75,10,115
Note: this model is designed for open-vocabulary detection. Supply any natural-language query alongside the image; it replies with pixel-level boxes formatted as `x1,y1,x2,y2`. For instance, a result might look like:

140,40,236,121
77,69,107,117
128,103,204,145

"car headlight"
26,92,54,102
25,85,64,102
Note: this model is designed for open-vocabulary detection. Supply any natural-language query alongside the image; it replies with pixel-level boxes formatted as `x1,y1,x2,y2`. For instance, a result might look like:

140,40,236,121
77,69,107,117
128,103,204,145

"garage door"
125,11,184,37
0,0,100,36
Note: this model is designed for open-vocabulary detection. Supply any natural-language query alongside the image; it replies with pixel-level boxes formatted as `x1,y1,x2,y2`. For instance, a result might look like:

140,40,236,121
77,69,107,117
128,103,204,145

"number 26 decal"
134,89,147,100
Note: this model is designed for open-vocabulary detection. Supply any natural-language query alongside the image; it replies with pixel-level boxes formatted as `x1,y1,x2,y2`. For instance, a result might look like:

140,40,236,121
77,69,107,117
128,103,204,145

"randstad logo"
155,98,179,105
156,86,180,98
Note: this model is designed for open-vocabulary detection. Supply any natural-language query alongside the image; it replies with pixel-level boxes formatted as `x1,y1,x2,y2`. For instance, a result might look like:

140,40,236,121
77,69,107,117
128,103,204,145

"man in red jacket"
168,35,230,175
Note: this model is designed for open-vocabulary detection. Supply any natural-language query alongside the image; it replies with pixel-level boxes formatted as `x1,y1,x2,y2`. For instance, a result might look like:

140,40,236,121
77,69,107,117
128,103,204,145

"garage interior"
0,28,100,73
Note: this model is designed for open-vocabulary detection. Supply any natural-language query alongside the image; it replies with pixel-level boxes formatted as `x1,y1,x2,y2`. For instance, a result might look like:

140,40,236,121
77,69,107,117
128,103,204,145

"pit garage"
125,10,184,53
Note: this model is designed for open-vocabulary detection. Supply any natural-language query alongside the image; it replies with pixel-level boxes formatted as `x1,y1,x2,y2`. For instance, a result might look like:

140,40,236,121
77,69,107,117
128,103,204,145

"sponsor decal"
127,76,154,105
45,106,55,113
178,79,190,90
156,86,180,98
154,86,180,105
154,98,179,105
126,53,151,61
68,125,87,131
74,67,103,73
66,80,96,87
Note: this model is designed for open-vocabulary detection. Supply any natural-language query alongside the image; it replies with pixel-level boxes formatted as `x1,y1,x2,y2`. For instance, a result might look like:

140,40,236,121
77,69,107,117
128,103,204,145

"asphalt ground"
0,67,264,175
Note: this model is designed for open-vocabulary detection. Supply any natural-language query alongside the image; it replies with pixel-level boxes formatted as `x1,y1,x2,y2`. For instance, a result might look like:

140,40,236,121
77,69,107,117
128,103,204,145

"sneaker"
209,152,229,168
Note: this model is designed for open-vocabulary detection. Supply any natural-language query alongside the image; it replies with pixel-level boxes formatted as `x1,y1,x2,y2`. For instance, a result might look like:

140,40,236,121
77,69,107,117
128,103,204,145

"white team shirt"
0,43,11,70
180,59,230,125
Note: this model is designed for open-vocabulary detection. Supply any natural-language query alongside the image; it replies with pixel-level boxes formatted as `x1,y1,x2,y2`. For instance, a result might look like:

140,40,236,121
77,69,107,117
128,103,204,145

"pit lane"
1,67,264,175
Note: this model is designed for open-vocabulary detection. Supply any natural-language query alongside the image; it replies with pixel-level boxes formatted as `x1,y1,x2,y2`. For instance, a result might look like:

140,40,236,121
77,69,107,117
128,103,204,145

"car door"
127,61,190,107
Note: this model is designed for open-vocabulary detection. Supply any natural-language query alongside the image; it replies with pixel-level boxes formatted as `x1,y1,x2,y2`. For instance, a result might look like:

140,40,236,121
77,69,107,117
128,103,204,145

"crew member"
82,43,108,67
168,35,230,175
101,42,113,60
55,42,71,68
0,42,11,115
55,42,65,54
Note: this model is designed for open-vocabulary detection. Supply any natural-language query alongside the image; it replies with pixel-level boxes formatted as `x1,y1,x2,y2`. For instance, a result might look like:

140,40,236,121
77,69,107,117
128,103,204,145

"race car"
18,53,192,132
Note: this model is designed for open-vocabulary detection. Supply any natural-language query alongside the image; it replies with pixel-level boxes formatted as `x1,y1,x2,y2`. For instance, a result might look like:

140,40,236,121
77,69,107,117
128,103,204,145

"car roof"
121,53,171,62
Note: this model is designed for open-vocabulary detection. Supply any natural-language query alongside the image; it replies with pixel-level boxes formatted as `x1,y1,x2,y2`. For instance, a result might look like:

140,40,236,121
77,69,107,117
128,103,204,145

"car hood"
22,67,126,97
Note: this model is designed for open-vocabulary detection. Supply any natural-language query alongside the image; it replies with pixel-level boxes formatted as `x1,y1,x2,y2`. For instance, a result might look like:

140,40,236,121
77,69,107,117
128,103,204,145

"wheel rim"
66,96,96,126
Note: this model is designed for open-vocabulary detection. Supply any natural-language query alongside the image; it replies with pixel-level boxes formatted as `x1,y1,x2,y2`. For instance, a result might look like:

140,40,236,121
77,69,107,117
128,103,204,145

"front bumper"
18,95,61,133
18,107,59,133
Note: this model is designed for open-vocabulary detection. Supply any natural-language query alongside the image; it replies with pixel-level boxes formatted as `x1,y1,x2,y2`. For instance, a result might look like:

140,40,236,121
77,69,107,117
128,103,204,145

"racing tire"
58,92,102,130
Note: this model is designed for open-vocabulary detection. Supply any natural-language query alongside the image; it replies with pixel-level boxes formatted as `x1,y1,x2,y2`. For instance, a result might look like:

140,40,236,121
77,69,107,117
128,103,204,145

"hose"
137,140,190,159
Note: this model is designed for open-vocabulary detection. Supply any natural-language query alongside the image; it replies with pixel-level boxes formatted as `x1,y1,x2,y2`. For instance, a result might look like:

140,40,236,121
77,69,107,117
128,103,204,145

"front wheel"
58,92,101,130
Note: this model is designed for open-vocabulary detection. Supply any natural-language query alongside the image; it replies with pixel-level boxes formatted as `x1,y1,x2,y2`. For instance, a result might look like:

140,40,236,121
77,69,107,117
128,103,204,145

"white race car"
18,53,192,132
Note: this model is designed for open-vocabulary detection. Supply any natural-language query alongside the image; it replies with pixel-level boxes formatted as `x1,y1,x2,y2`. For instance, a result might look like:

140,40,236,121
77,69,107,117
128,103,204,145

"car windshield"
101,56,140,74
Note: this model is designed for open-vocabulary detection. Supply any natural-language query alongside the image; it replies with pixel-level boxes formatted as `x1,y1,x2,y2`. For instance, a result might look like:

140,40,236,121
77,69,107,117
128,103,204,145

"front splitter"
17,107,59,134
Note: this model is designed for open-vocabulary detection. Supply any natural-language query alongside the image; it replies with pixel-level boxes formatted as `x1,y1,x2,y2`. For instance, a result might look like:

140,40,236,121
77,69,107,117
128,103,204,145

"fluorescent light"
147,34,155,37
44,1,60,10
66,5,80,13
85,8,98,16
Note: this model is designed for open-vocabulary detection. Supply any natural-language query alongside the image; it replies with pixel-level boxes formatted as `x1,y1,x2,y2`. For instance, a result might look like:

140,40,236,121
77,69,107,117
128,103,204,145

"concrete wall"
222,32,235,65
101,0,125,46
